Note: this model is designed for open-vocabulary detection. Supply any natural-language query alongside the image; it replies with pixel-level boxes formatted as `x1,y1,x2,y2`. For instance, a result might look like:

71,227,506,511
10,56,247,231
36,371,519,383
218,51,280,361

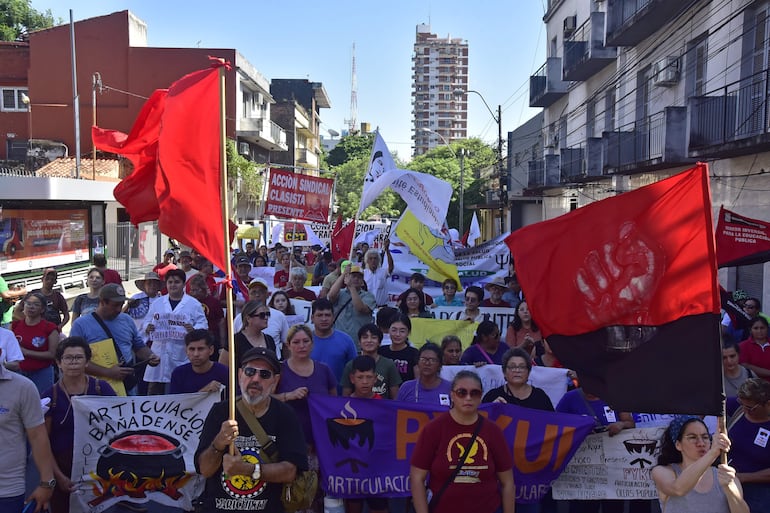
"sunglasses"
453,388,482,399
242,367,274,379
249,311,271,319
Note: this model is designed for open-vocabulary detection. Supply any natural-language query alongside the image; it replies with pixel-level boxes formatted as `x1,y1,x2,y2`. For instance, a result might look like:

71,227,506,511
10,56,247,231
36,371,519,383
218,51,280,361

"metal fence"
104,221,162,283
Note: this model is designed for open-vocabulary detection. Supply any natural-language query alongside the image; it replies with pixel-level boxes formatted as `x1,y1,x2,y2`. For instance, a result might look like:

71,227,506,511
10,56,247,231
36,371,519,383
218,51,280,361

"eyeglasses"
738,399,762,413
683,434,711,443
242,367,274,379
506,365,529,372
61,355,86,363
453,388,482,399
464,296,479,303
249,311,271,319
419,356,439,364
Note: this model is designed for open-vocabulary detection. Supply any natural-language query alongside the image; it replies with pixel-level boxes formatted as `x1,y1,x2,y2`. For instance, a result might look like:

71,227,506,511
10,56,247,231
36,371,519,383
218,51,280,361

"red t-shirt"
286,288,317,301
739,338,770,381
274,270,289,289
153,263,178,281
12,318,58,372
102,268,123,285
481,299,511,308
411,413,513,513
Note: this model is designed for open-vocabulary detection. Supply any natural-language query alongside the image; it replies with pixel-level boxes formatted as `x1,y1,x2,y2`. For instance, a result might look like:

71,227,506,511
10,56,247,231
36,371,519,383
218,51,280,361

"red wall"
23,10,237,158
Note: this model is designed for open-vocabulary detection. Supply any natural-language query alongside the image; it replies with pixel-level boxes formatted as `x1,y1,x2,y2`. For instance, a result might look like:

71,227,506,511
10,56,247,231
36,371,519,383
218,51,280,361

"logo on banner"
326,401,376,473
88,430,194,507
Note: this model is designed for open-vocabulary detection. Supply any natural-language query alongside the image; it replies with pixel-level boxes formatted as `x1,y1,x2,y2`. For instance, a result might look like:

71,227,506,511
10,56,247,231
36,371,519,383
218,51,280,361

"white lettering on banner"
268,189,306,205
552,427,666,500
271,172,298,189
265,204,306,218
299,178,331,195
432,306,516,338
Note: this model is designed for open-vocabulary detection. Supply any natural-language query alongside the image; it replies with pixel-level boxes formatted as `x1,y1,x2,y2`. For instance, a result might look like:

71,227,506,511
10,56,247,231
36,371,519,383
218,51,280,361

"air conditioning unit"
563,16,577,37
485,190,500,204
652,56,680,86
238,142,250,156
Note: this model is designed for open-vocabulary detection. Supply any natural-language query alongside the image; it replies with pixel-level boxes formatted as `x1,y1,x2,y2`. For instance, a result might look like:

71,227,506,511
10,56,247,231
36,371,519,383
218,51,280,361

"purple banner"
309,397,595,503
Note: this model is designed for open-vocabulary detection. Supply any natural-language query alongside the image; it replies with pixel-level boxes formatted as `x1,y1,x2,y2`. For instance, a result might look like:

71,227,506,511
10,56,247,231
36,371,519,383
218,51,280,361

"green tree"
226,139,261,198
326,132,374,167
409,138,495,232
0,0,57,41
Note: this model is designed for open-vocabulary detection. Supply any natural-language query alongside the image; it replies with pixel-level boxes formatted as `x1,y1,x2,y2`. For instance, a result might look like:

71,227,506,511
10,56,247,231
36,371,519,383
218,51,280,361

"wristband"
211,443,225,454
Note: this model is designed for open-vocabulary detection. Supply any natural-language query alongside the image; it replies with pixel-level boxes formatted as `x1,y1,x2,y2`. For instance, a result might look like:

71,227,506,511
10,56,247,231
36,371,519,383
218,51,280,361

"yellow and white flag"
394,209,462,289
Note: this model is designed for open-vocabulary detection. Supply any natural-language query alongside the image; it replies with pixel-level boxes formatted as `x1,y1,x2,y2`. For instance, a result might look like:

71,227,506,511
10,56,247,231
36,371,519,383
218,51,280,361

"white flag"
468,212,481,247
359,131,452,231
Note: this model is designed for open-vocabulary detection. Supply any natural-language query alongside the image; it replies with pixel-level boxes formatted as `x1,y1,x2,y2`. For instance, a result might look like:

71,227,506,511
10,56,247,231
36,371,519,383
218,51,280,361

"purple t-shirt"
396,378,452,407
556,389,616,427
726,397,770,472
169,362,229,395
276,360,337,444
459,344,508,365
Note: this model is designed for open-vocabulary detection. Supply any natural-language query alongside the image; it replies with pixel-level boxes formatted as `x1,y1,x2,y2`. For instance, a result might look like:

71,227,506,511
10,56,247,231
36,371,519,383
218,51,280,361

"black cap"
235,255,251,266
240,347,280,373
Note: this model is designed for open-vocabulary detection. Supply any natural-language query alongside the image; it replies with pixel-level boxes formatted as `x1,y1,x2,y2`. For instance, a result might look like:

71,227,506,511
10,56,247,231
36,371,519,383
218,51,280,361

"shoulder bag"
91,312,139,390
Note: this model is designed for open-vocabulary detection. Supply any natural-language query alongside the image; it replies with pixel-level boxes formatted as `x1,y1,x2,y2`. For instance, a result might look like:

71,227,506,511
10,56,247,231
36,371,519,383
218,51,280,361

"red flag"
715,206,770,268
93,90,167,224
331,216,355,262
93,63,231,272
506,164,722,414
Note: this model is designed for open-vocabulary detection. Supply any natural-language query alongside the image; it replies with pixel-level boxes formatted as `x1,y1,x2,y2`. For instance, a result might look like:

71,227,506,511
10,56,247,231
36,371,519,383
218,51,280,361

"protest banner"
389,233,511,303
145,311,191,381
70,392,220,513
428,306,517,339
309,396,594,503
439,365,570,409
552,427,664,501
264,168,334,223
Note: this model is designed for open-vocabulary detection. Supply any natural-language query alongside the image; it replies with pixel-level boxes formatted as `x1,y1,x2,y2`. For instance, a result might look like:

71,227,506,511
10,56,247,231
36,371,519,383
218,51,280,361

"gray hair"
290,266,307,281
365,248,381,266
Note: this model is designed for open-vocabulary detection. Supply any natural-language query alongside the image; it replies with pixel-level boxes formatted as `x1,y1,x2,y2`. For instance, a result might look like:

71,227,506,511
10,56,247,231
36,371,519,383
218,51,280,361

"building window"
1,87,28,112
586,98,596,138
604,89,616,132
686,34,708,98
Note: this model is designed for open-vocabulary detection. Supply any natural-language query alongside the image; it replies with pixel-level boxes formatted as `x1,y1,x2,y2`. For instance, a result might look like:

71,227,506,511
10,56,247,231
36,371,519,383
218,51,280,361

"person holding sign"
42,337,116,513
143,269,208,395
69,284,159,396
651,415,748,513
410,370,515,513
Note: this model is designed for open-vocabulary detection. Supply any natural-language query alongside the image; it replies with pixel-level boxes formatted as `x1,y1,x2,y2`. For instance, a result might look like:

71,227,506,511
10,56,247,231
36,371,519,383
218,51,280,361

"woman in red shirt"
12,291,60,393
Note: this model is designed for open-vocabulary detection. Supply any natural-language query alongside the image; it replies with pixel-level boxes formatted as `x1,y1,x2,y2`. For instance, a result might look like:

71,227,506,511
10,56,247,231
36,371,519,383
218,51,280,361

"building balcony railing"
563,12,617,81
688,69,770,158
560,138,604,182
603,107,691,173
527,155,560,189
529,58,568,108
237,117,287,152
296,148,318,168
606,0,701,47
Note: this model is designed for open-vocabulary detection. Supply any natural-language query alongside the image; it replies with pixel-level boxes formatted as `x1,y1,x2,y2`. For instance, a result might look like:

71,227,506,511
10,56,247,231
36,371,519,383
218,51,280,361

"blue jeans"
0,494,24,513
21,366,53,394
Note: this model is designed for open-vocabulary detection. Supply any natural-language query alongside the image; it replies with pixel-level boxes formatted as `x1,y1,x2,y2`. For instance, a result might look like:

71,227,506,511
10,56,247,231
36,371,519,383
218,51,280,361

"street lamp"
454,88,505,234
419,127,468,232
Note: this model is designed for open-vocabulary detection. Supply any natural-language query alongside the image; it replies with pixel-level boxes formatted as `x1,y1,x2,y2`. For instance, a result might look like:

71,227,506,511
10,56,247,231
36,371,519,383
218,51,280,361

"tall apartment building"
411,24,468,156
528,0,770,307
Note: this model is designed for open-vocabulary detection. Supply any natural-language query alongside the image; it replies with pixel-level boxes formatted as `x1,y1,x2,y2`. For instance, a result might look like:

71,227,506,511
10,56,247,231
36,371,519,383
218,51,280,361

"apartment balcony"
606,0,701,47
688,69,770,158
529,58,568,107
559,138,604,183
603,107,691,173
296,148,318,168
563,12,617,82
237,117,288,152
527,154,560,189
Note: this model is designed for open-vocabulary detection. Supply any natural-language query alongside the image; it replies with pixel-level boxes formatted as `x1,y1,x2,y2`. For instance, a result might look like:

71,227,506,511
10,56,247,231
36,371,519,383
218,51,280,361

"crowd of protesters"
0,240,768,513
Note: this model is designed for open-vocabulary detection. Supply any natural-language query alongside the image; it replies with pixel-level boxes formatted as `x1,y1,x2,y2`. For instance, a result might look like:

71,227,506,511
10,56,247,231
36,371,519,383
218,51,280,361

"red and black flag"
505,164,722,414
715,206,770,268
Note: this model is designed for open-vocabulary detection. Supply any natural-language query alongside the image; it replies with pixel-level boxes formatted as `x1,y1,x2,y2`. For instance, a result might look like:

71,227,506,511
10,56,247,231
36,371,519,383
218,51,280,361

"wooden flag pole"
217,65,237,448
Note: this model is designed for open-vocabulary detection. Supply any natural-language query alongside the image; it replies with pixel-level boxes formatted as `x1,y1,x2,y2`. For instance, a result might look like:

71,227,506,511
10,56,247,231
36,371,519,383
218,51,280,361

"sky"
33,0,547,160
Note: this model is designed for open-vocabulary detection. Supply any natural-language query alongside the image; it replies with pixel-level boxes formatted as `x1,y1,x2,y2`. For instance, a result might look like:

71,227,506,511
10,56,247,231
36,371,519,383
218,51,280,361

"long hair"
269,290,296,315
471,320,499,345
512,301,539,332
656,417,709,466
399,287,427,315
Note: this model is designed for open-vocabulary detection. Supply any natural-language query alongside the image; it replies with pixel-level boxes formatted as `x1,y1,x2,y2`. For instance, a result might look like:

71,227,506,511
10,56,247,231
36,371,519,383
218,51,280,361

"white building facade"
529,0,770,304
